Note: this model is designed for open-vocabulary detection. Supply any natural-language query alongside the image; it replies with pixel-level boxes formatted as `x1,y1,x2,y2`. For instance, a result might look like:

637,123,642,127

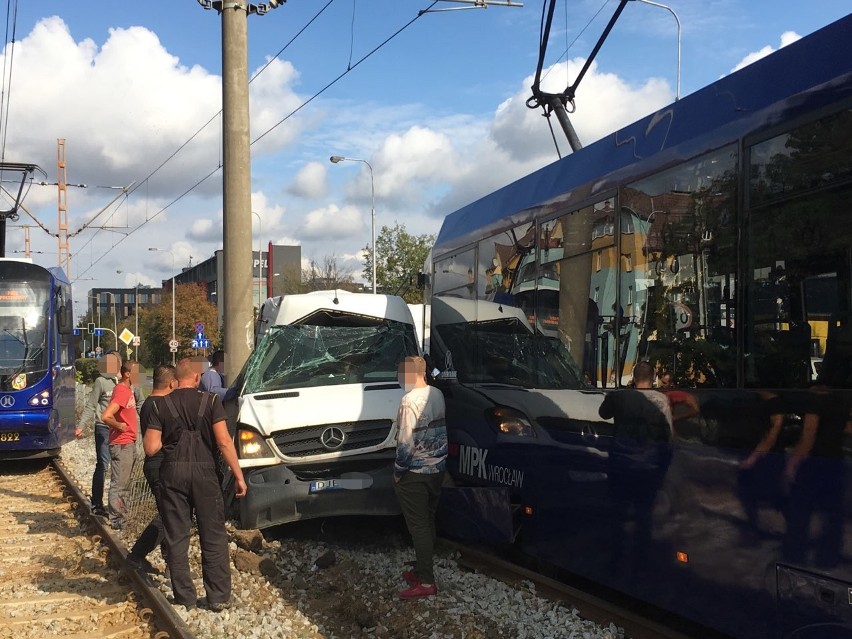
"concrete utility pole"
222,3,254,383
198,0,285,382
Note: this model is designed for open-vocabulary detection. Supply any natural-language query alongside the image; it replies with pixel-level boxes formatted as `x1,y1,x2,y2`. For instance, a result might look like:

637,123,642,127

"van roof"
265,290,416,326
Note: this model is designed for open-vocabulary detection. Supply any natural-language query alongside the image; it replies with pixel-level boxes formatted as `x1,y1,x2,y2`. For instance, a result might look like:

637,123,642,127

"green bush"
75,358,101,384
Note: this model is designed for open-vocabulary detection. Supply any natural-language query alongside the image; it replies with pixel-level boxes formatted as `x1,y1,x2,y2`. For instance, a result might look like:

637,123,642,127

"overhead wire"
79,0,438,274
253,1,437,146
74,0,337,264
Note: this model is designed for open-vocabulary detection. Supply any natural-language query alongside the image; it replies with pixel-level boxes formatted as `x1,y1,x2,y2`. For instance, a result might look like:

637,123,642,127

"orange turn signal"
676,551,689,564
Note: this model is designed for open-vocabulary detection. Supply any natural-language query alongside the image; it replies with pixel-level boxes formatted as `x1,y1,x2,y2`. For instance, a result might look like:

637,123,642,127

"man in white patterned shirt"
393,355,447,600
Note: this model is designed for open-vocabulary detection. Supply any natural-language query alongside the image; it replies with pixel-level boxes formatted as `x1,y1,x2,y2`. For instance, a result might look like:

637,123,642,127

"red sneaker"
402,570,419,586
399,582,437,599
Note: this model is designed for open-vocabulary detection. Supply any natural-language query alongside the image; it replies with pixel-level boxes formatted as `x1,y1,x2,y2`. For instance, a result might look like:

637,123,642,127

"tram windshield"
0,281,50,386
435,317,586,390
243,311,419,393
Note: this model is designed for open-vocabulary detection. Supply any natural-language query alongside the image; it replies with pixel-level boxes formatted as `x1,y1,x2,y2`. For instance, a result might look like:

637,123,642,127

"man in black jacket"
126,364,176,573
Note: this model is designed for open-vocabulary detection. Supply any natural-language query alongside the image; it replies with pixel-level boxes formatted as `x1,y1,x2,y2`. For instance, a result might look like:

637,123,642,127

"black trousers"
130,455,166,560
394,471,444,584
160,460,230,605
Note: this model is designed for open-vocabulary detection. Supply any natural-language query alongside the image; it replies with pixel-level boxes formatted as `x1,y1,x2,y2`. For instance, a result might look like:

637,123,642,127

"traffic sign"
119,328,135,345
73,328,80,336
191,339,211,349
195,322,205,334
132,336,141,346
94,329,104,337
169,346,178,353
168,339,179,349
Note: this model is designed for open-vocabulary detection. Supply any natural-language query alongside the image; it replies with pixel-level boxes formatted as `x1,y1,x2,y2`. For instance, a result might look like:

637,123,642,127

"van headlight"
237,428,275,459
486,407,536,437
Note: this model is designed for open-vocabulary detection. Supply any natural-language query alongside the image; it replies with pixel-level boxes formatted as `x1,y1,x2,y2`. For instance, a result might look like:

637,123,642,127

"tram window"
750,109,852,208
478,222,536,304
622,145,738,388
746,182,852,389
433,249,476,296
538,247,618,387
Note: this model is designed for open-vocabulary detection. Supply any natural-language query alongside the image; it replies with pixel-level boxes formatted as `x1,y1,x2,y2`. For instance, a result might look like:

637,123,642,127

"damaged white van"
229,290,420,529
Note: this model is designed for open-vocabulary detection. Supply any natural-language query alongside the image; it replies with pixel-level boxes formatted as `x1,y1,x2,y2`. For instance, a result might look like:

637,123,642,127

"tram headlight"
486,407,536,437
28,390,51,406
237,427,275,459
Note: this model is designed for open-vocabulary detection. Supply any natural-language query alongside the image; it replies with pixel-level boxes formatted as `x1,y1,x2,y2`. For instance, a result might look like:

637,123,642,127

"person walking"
199,350,227,399
100,361,140,531
393,355,448,600
143,358,247,612
127,364,177,573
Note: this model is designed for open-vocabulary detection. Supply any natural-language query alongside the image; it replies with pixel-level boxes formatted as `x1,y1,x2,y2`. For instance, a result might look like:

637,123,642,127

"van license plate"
309,480,342,493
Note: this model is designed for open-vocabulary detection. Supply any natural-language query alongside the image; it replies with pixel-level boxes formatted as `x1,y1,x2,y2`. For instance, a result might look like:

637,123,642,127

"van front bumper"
238,460,401,529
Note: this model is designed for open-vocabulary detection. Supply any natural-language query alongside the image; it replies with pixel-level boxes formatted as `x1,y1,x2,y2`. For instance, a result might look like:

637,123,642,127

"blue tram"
427,14,852,639
0,258,76,459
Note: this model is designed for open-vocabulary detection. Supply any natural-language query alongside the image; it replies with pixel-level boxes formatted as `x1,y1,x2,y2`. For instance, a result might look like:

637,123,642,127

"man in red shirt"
101,361,140,530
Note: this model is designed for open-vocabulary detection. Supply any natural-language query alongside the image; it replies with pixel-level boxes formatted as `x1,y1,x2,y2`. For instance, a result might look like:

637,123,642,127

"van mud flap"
777,564,852,638
437,486,513,545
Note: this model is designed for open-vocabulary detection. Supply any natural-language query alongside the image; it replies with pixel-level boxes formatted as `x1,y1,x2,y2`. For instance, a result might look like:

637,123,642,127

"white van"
230,290,420,529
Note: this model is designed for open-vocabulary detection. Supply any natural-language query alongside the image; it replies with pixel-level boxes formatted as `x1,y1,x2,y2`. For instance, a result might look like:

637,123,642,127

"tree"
138,283,219,368
363,223,434,303
301,255,355,292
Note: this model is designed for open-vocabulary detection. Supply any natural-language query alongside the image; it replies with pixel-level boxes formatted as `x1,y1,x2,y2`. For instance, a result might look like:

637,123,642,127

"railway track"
0,459,193,639
443,539,699,639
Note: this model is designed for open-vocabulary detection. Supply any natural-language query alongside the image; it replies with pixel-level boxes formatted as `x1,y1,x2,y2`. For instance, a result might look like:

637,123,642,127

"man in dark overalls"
143,358,247,611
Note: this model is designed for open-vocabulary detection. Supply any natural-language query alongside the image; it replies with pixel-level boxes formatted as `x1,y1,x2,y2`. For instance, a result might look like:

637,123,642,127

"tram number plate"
309,480,343,494
0,432,20,442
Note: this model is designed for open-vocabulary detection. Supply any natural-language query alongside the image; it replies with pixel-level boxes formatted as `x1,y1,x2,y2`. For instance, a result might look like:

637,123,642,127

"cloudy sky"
1,0,849,311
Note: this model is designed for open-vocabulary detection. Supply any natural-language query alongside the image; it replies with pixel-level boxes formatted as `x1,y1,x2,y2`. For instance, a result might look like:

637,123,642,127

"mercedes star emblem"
320,426,345,450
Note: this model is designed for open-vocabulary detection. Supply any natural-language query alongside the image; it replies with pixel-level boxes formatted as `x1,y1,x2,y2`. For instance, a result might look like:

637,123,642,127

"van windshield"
243,310,419,393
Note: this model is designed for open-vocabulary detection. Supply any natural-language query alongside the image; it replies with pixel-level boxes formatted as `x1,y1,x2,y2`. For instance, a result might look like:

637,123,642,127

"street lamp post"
117,271,140,360
105,292,119,351
329,155,376,294
149,247,177,364
252,211,262,308
629,0,681,100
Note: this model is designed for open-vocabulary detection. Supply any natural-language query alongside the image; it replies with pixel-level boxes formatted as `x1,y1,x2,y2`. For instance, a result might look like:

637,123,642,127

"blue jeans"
91,424,110,509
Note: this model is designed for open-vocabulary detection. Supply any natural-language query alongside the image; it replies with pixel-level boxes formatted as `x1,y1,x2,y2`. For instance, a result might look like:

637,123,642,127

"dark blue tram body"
428,15,852,639
0,259,76,460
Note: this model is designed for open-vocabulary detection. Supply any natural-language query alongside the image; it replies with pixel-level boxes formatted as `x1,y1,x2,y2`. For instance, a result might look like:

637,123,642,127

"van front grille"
272,419,393,458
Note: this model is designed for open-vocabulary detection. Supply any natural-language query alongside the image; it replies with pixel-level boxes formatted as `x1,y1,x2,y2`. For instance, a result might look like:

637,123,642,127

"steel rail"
440,538,693,639
52,457,196,639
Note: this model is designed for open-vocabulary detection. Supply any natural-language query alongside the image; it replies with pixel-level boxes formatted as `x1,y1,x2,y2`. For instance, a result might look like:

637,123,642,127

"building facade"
87,287,163,322
165,244,302,329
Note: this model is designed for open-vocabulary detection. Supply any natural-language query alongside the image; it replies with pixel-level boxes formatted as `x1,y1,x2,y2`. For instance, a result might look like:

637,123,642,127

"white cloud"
730,31,801,73
299,204,363,240
187,217,221,243
287,161,327,199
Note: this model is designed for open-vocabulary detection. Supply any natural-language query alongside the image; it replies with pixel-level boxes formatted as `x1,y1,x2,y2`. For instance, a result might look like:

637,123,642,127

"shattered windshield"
243,310,419,393
435,318,585,390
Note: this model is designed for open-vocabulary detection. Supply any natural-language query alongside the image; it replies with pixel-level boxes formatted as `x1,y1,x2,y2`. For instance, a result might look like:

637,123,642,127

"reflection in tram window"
621,146,738,388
